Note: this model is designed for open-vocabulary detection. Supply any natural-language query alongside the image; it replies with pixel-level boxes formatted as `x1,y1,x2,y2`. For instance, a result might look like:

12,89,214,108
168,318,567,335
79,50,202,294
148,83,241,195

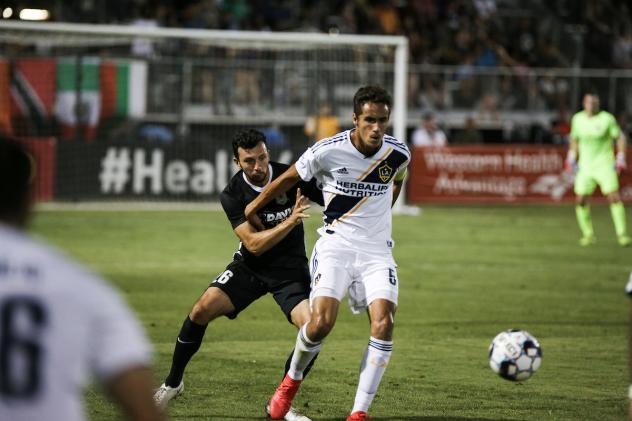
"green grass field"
31,204,630,421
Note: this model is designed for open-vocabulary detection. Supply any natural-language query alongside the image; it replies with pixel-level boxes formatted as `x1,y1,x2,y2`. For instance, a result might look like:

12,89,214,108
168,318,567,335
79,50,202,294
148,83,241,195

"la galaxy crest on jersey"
378,162,393,182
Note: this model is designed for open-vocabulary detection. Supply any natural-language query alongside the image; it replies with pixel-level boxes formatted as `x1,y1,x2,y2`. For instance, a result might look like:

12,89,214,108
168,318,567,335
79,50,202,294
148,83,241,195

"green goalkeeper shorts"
574,165,619,196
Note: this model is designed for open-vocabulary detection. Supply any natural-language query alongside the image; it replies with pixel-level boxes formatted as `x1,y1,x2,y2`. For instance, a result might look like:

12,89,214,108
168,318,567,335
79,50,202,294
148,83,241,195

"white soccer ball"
488,329,542,381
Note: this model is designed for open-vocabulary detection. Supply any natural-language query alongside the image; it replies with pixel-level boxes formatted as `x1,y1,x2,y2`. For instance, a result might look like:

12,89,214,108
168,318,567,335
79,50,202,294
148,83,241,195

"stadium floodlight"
18,9,49,21
0,20,416,213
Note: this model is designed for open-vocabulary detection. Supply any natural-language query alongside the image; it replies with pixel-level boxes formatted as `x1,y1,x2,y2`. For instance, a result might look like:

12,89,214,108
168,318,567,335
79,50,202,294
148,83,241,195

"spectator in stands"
476,92,500,122
261,123,287,148
130,3,171,57
537,38,570,68
372,0,402,35
304,103,340,144
411,112,447,147
454,116,483,145
550,107,571,145
613,28,632,68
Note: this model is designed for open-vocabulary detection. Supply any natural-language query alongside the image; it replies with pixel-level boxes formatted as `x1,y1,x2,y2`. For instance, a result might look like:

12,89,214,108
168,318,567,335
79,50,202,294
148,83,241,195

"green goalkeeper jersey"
570,110,620,171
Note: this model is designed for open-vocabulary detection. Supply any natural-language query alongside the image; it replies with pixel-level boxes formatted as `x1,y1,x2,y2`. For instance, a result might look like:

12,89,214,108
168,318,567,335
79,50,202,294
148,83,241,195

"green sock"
575,205,594,238
609,202,628,237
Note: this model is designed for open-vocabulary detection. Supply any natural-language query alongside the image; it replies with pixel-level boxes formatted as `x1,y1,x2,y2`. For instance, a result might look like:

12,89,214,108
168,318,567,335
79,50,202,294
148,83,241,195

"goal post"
0,20,414,211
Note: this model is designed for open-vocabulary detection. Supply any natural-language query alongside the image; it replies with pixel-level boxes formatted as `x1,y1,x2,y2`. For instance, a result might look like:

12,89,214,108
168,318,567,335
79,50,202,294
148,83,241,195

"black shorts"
208,259,311,324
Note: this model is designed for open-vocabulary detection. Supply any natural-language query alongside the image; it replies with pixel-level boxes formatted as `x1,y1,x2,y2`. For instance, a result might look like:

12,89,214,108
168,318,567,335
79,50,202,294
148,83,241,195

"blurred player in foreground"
0,136,165,421
565,92,631,246
153,129,323,421
245,86,410,421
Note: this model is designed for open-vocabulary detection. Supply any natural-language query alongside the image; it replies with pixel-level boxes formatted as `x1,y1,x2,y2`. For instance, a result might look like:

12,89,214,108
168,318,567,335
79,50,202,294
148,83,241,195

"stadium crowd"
4,0,632,144
42,0,632,69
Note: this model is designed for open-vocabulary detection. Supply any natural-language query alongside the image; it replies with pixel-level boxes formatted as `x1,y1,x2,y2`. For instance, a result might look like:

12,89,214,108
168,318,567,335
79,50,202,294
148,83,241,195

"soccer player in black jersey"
154,129,323,421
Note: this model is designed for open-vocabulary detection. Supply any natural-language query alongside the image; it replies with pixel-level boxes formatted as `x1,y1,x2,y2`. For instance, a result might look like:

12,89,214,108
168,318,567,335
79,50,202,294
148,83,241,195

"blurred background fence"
3,0,632,205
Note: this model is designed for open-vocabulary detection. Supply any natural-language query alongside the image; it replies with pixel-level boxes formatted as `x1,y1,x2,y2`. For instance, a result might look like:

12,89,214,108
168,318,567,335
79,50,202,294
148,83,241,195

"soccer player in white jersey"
0,136,165,421
245,85,410,421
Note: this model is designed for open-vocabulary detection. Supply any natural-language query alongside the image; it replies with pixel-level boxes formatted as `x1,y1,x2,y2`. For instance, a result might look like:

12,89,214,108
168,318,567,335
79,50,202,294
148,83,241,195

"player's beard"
248,168,268,185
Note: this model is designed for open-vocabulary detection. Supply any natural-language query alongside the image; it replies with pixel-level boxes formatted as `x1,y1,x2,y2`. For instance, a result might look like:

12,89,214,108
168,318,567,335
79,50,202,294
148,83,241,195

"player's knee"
370,315,394,340
310,315,335,340
290,300,312,327
189,303,213,325
189,292,234,325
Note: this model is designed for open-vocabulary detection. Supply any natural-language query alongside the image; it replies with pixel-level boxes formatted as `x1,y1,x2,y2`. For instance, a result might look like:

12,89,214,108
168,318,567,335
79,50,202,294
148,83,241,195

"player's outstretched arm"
236,188,310,255
245,164,302,230
106,365,167,421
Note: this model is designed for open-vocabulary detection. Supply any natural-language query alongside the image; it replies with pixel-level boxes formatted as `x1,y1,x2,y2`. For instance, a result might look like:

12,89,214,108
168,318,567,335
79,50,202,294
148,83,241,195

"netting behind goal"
0,21,407,204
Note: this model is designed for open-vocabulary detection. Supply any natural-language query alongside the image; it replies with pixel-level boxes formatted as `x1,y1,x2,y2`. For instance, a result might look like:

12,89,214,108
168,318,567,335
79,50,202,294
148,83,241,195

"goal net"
0,21,408,207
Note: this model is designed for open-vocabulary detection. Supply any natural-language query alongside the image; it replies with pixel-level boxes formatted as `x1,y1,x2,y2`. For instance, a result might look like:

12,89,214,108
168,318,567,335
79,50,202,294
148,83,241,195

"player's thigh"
309,238,353,302
190,287,235,324
596,167,620,195
207,260,267,320
574,169,597,196
268,266,312,325
358,258,399,308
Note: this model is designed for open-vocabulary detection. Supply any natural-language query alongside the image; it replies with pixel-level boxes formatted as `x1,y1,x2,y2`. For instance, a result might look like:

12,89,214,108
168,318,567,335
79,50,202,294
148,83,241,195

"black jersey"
219,161,324,275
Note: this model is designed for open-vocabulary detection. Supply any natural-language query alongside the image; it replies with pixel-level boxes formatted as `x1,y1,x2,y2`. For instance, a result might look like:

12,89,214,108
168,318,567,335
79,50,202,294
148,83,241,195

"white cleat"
266,403,312,421
153,381,184,410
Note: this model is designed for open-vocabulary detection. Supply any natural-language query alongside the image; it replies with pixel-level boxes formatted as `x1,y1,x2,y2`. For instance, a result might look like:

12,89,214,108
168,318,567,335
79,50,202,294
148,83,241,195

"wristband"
628,384,632,399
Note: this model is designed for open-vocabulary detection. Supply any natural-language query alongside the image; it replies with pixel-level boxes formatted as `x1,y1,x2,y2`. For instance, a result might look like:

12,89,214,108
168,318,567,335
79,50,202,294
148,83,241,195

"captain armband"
393,167,408,182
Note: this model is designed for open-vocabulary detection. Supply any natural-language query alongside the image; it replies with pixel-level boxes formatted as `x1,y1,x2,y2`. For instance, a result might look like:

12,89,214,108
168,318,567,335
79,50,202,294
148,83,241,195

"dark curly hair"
231,129,267,159
353,85,392,116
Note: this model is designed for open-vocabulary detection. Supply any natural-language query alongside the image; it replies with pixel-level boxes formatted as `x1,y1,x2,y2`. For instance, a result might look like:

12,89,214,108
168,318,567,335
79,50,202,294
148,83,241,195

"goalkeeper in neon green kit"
565,92,631,247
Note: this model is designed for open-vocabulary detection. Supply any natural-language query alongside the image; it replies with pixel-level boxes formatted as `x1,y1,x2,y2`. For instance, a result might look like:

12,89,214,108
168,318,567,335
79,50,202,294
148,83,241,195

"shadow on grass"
314,418,514,421
173,412,517,421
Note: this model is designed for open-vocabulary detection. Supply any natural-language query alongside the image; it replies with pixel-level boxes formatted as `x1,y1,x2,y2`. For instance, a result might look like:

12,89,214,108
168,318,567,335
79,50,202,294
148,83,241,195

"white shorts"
309,233,399,314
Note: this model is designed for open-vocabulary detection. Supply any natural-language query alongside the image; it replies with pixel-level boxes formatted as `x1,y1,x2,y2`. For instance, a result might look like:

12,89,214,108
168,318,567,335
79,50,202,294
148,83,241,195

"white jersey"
296,129,410,246
0,224,152,421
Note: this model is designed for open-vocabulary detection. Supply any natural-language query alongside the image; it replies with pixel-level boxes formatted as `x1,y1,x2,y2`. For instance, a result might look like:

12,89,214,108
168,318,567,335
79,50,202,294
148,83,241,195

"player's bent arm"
236,189,309,256
234,219,298,256
245,164,302,224
105,365,167,421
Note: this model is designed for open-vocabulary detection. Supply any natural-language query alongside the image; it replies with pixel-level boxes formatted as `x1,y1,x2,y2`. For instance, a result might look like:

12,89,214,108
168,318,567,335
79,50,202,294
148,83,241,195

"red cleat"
268,374,302,419
347,411,372,421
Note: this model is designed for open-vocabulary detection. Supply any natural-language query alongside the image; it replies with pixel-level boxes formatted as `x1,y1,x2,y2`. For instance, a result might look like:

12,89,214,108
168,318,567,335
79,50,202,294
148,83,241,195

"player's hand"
616,151,627,175
287,188,311,227
245,202,265,231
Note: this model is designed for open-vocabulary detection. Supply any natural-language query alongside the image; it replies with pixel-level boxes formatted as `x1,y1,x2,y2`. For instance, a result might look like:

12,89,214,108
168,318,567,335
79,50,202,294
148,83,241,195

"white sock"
351,337,393,413
287,324,322,380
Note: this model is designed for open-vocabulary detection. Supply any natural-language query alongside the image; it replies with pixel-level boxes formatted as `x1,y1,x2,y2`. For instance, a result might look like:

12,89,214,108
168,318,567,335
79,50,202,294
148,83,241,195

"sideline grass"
31,204,630,421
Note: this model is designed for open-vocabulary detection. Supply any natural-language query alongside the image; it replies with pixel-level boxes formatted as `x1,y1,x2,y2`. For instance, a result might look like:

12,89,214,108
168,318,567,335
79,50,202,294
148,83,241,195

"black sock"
165,316,207,387
284,349,319,380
